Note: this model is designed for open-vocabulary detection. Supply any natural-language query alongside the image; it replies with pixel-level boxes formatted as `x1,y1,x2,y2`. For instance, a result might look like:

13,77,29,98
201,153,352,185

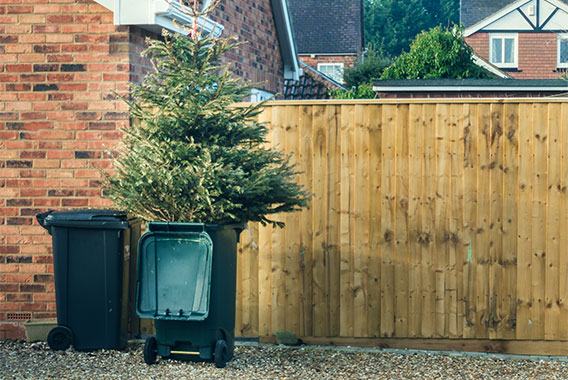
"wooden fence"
233,99,568,353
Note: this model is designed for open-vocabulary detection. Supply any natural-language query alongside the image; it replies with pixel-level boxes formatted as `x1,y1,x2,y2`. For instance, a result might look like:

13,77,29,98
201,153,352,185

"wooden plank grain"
476,103,491,339
532,103,547,340
560,103,568,340
421,103,437,338
368,104,382,337
311,105,328,337
545,103,561,341
381,104,396,337
299,104,314,337
501,102,518,340
462,103,478,339
257,105,273,338
489,103,504,339
270,105,287,333
516,103,533,340
408,103,423,337
327,105,341,336
448,104,463,338
435,103,450,338
353,104,370,337
339,104,355,337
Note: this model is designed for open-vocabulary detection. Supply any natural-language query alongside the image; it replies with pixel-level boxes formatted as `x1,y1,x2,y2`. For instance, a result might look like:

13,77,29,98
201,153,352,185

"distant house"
462,0,568,79
0,0,301,340
288,0,364,84
372,78,568,98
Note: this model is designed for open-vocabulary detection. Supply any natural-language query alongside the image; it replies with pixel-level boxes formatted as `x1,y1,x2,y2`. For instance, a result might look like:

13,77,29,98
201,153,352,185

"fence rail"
234,99,568,344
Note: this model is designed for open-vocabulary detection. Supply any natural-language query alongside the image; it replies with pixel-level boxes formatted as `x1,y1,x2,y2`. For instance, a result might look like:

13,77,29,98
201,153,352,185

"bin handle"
36,210,53,231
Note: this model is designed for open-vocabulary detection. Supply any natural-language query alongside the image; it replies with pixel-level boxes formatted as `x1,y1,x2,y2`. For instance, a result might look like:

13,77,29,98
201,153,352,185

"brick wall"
212,0,285,94
466,32,563,79
0,0,287,339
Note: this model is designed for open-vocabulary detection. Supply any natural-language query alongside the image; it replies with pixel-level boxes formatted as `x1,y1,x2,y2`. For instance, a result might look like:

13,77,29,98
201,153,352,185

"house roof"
288,0,363,55
461,0,518,27
461,0,568,30
372,79,568,93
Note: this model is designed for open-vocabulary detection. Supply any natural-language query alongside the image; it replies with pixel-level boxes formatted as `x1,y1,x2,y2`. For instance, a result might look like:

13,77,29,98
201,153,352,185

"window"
317,63,344,83
489,34,518,68
558,34,568,68
250,88,274,102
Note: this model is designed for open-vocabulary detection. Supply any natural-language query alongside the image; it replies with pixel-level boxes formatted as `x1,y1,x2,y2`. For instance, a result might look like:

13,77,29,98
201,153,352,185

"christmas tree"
104,1,309,227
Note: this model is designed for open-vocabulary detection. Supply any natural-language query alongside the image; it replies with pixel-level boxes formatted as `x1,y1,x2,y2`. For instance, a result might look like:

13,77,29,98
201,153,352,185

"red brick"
5,274,33,283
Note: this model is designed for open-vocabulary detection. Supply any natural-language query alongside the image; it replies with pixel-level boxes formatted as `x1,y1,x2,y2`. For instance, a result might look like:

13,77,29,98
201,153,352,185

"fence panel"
235,99,568,346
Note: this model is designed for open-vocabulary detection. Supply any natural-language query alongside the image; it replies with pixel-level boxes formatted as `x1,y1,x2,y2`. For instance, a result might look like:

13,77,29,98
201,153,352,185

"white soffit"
519,0,537,25
486,9,533,30
94,0,223,37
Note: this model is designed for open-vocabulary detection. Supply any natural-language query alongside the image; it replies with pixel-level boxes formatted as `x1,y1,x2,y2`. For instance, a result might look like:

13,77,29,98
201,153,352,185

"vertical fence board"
339,105,355,337
517,103,533,340
532,103,548,340
421,104,437,338
545,103,561,340
435,104,450,337
354,105,370,337
299,105,314,336
395,104,410,337
312,105,328,337
408,104,423,337
489,103,504,339
327,105,341,336
502,103,518,340
476,103,491,339
559,103,568,340
381,104,396,337
462,103,478,338
270,105,286,333
368,105,382,337
450,104,465,338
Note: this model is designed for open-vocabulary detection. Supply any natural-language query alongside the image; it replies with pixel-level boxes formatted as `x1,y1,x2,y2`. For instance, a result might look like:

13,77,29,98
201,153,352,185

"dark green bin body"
37,210,129,351
136,222,240,361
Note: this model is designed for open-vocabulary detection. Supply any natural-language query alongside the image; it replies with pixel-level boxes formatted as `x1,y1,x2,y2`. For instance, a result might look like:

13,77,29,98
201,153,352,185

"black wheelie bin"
37,210,130,351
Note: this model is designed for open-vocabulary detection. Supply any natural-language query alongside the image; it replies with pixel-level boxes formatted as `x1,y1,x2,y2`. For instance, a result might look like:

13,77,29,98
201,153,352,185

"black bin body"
37,210,129,351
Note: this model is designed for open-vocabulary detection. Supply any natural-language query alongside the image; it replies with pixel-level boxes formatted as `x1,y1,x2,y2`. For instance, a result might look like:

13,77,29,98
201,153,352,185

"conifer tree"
104,1,309,226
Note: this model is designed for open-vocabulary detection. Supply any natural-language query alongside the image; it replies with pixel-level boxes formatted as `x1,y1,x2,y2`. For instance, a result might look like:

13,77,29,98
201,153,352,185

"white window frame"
250,88,275,103
317,62,344,83
489,33,518,69
558,33,568,69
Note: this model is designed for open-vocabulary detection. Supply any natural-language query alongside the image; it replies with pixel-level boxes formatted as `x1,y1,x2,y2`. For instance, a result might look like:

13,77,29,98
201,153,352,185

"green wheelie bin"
136,222,242,368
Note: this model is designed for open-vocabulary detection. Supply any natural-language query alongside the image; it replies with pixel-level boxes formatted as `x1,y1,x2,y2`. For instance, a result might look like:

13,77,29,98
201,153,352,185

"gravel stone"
2,340,568,379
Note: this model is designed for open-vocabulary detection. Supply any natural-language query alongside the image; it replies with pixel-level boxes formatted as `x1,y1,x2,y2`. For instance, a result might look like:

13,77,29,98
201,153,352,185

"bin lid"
136,230,213,321
41,209,129,229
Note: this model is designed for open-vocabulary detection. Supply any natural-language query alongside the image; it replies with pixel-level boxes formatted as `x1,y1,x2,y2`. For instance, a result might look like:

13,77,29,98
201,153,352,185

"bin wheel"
214,339,229,368
47,326,73,351
143,336,158,365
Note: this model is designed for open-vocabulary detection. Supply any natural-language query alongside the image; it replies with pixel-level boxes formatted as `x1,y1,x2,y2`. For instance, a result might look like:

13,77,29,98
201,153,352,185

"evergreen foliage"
104,4,309,226
343,46,392,89
381,25,494,79
364,0,459,57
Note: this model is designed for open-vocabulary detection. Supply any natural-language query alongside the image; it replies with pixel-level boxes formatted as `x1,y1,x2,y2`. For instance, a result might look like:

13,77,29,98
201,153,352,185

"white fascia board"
465,0,568,36
372,86,568,92
99,0,223,37
464,0,531,37
272,0,302,81
472,54,512,78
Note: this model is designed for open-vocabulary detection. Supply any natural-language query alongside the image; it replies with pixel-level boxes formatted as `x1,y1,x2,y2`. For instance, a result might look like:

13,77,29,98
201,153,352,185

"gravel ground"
2,340,568,379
